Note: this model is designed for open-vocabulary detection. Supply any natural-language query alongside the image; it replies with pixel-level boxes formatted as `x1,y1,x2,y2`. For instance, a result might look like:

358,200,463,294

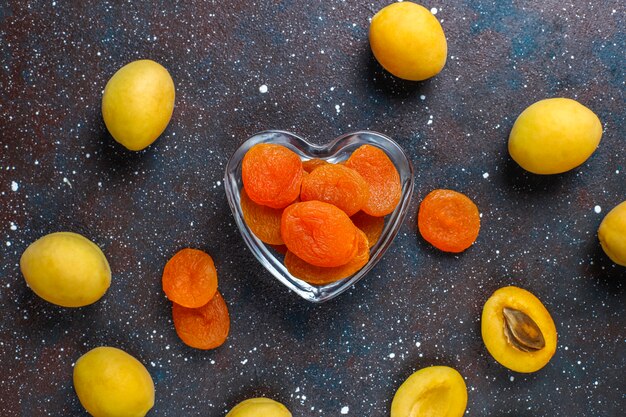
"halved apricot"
391,366,467,417
481,286,557,373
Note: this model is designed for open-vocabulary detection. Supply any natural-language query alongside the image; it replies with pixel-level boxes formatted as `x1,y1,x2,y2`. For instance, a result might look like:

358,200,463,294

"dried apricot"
172,291,230,350
351,211,385,248
285,229,369,285
281,201,359,267
300,164,370,216
417,189,480,253
162,248,218,308
302,158,329,173
345,144,401,217
242,143,303,209
240,188,284,245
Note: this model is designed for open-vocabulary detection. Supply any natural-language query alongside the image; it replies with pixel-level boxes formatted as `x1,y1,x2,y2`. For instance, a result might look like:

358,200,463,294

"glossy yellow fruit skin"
598,201,626,266
369,2,447,81
73,347,155,417
481,286,557,373
508,98,602,174
20,232,111,307
391,366,467,417
226,398,292,417
102,59,175,151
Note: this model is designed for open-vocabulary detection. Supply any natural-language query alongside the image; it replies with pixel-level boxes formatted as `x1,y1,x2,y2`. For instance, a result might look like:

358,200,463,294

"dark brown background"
0,1,624,416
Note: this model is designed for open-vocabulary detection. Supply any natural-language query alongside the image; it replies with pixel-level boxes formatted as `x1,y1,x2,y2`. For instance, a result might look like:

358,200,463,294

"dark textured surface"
1,1,624,416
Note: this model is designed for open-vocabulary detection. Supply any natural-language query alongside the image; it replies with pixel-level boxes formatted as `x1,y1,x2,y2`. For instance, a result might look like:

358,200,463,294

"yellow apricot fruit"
391,366,467,417
598,200,626,266
20,232,111,307
102,59,175,151
73,347,155,417
481,286,557,373
508,98,602,174
369,2,447,81
226,398,292,417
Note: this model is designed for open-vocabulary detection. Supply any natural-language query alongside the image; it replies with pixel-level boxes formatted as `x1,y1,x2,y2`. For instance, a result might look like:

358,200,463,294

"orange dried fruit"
172,291,230,350
162,248,218,308
269,244,288,255
417,189,480,253
351,211,385,248
300,164,370,216
302,158,330,173
281,201,359,267
240,188,284,245
345,144,401,217
285,229,370,285
242,143,303,209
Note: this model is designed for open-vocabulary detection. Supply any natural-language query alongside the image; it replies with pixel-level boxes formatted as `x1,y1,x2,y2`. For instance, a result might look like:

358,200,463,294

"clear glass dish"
224,130,414,303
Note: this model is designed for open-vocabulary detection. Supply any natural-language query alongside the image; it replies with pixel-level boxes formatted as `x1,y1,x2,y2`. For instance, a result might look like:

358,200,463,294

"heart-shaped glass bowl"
224,130,414,303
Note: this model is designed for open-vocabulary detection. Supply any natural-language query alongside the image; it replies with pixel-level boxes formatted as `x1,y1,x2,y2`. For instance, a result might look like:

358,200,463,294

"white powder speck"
259,84,268,94
6,241,11,247
388,353,395,358
510,376,515,382
10,181,18,192
427,119,433,125
10,222,17,231
341,406,349,414
483,172,489,179
616,170,620,174
241,359,248,365
431,7,438,15
594,205,601,214
216,180,222,186
335,104,341,114
420,95,426,100
63,177,72,188
416,341,421,347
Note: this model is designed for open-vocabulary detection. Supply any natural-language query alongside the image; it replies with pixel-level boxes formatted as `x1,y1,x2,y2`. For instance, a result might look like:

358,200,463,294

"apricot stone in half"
481,286,557,373
391,366,467,417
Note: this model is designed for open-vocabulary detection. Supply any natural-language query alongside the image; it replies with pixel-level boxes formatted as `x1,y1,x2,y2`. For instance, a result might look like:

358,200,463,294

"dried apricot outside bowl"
224,130,414,303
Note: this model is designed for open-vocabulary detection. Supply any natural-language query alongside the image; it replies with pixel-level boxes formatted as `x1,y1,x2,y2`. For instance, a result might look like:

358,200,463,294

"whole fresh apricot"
481,286,557,373
20,232,111,307
226,398,292,417
598,200,626,266
73,347,154,417
102,59,175,151
508,98,602,174
369,2,447,81
391,366,467,417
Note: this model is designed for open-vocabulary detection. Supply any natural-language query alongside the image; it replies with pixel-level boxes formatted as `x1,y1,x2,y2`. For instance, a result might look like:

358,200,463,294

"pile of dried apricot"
240,143,401,285
162,248,230,350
